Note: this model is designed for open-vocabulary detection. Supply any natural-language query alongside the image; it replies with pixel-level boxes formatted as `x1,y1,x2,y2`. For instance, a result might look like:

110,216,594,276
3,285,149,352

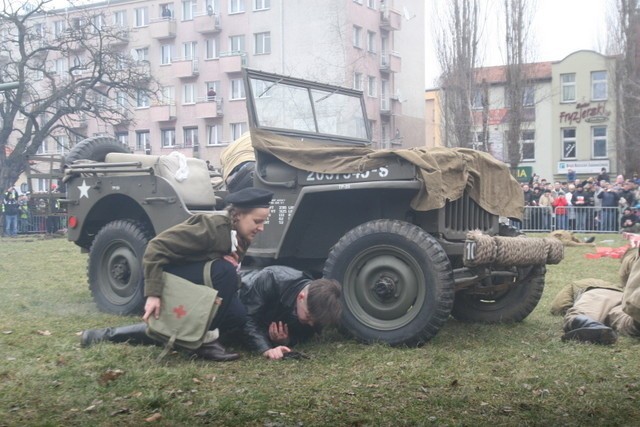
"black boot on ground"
583,236,596,243
81,323,157,348
192,341,241,362
561,315,617,345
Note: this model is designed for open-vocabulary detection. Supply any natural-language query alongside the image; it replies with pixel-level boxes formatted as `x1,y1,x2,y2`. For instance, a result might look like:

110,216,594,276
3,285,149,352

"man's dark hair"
306,279,342,328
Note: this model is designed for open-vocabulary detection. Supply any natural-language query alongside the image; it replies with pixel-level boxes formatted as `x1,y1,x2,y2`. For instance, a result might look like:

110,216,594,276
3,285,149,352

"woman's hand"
142,296,161,323
268,321,290,345
262,346,292,360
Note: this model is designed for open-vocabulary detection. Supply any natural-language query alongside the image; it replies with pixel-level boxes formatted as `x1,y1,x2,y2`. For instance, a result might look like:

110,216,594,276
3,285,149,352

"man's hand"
268,321,290,345
143,296,161,323
262,346,291,360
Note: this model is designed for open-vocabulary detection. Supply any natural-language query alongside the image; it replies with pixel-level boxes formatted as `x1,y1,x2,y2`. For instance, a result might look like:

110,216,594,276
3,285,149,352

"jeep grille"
444,193,496,233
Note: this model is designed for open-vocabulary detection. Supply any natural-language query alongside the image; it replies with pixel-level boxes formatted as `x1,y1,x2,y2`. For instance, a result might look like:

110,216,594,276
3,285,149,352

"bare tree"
0,0,158,192
608,0,640,177
434,0,483,148
503,0,535,173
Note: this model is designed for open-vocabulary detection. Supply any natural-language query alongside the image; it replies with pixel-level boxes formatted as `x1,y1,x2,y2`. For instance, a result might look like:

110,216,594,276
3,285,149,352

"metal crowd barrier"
1,214,68,235
512,206,623,233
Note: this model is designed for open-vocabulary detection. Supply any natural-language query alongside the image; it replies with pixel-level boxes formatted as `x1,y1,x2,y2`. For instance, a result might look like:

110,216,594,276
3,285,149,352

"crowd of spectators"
520,168,640,232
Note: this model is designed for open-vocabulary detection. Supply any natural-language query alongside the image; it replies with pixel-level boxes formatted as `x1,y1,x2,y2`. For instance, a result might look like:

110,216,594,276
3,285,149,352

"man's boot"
583,236,596,243
561,315,617,345
81,323,157,348
192,341,241,362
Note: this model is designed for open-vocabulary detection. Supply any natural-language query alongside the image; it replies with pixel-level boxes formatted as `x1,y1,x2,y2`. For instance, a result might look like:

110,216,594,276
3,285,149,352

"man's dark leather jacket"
239,266,317,354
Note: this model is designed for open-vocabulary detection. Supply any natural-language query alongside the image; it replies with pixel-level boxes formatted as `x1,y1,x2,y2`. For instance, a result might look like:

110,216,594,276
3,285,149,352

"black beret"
225,187,273,208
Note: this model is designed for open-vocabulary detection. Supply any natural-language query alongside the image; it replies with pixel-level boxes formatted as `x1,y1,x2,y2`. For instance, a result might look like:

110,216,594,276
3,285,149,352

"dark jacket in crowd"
598,189,621,207
239,266,317,354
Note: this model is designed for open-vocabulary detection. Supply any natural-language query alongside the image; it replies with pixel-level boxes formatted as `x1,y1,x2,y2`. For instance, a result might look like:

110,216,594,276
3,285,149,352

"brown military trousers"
563,288,640,337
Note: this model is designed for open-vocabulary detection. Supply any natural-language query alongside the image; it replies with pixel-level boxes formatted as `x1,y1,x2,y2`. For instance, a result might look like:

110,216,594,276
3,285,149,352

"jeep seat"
105,153,217,210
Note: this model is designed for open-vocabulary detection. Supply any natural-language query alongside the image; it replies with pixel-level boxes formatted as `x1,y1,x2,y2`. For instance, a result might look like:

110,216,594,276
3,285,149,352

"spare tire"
64,136,130,167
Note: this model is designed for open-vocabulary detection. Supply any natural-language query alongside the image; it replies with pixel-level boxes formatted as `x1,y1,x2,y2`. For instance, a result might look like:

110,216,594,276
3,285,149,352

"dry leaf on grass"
2,330,12,334
576,386,587,396
36,330,51,336
145,413,162,422
110,408,129,416
99,369,125,385
192,378,201,384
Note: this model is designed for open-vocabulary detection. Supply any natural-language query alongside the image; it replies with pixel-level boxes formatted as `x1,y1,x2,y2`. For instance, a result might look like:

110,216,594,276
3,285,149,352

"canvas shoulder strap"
203,259,215,288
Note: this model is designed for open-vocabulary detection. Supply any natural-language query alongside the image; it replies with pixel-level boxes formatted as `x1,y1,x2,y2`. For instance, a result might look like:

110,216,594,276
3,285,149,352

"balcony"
149,18,176,40
380,97,401,116
380,52,401,74
109,27,130,46
150,103,177,122
380,7,402,31
219,51,247,74
65,113,88,129
174,58,199,79
195,97,224,119
194,13,221,34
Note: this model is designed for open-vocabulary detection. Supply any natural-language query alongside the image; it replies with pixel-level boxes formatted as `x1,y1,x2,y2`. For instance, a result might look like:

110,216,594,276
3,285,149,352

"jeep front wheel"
323,220,454,347
88,220,151,315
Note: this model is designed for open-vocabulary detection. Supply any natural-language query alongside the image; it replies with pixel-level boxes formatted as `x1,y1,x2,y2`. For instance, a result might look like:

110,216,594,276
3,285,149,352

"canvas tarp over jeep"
62,68,562,346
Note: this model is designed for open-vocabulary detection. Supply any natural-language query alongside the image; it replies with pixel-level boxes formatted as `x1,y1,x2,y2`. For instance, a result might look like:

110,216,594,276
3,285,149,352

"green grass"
1,234,639,426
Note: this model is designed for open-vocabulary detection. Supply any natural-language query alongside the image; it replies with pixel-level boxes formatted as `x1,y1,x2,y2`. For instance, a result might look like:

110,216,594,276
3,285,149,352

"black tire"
323,220,454,347
450,265,546,323
64,136,130,167
88,220,152,315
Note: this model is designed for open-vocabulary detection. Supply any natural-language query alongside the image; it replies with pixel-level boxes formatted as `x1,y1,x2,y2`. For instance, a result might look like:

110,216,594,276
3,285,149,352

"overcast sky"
424,0,609,86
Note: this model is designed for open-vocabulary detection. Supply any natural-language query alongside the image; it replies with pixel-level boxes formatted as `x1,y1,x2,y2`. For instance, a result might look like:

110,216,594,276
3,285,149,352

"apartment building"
425,50,618,182
22,0,424,177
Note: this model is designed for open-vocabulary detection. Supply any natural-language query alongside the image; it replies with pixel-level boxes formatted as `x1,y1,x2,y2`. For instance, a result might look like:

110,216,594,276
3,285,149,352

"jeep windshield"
243,68,370,145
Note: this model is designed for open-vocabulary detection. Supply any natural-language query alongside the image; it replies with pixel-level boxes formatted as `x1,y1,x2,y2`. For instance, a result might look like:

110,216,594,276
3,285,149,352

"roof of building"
473,62,553,84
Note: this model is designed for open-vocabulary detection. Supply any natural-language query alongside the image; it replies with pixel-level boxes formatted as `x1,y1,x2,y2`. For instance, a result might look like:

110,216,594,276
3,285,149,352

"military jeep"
62,68,556,346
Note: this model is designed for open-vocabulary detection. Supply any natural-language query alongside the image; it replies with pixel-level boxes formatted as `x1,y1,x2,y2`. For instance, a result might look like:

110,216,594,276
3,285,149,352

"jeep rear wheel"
451,265,546,323
323,220,454,347
88,220,151,315
64,136,129,167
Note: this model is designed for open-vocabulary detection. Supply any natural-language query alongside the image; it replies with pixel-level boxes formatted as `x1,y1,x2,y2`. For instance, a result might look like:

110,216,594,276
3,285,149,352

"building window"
591,70,608,101
353,26,362,48
367,76,376,97
161,86,175,104
521,130,535,161
161,44,172,65
182,0,197,20
367,0,376,8
53,20,66,38
229,0,245,14
90,14,104,33
207,124,221,145
183,83,196,104
353,72,363,91
367,31,376,53
354,0,363,4
230,78,245,99
183,41,197,60
184,127,198,148
229,35,245,52
136,130,150,151
562,128,576,159
135,47,149,62
592,126,607,158
254,32,271,55
161,129,176,148
471,88,486,109
116,132,129,148
523,86,535,106
231,122,247,140
136,90,149,108
114,10,127,27
205,38,219,59
134,7,148,27
561,73,576,103
254,0,270,10
53,135,69,154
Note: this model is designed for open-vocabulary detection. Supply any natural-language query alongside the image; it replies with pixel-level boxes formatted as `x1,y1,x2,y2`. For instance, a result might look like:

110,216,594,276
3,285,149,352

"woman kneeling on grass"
81,187,273,361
